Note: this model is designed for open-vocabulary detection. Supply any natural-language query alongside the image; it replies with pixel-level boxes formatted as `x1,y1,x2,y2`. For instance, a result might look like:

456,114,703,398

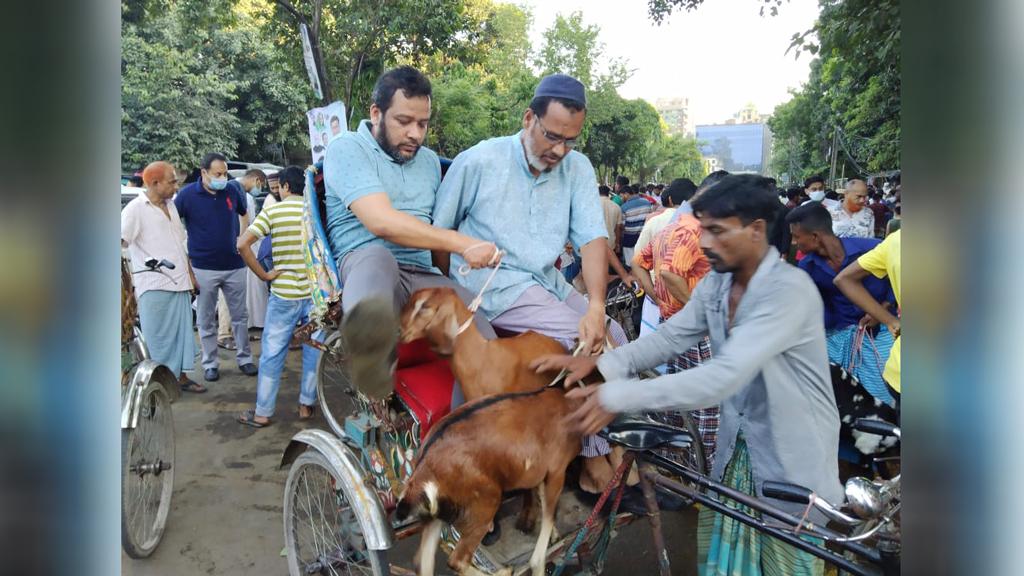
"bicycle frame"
637,450,897,576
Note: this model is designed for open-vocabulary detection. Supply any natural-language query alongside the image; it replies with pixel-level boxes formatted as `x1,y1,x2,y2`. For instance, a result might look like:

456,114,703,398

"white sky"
521,0,820,125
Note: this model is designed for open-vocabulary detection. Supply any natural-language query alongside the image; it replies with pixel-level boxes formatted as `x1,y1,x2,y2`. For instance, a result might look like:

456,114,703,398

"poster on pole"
300,23,323,100
307,101,347,164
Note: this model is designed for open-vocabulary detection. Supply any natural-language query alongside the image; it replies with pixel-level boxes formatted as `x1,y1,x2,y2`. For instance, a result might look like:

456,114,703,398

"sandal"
238,408,271,428
180,378,208,393
298,404,317,421
218,337,237,351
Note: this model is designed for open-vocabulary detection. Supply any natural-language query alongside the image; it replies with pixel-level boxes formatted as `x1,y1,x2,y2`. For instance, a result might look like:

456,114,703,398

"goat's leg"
529,473,565,576
515,487,538,534
414,519,444,576
449,493,504,576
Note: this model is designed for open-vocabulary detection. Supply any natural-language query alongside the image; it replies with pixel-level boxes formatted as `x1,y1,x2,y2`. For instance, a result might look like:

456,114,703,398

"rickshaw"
121,256,180,558
278,163,898,576
278,163,707,575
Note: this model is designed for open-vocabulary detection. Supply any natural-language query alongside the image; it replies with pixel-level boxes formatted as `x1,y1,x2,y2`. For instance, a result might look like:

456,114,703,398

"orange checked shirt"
634,212,710,319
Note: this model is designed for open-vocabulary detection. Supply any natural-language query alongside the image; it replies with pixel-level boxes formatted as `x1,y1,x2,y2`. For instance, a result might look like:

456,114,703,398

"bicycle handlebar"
853,418,900,439
762,481,862,526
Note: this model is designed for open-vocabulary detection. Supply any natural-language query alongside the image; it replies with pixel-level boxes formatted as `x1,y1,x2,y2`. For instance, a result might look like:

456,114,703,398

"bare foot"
609,446,640,486
580,455,614,493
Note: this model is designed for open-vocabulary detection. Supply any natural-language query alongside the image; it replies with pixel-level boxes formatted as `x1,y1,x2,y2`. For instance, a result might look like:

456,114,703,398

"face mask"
251,186,262,196
208,177,228,191
809,190,825,202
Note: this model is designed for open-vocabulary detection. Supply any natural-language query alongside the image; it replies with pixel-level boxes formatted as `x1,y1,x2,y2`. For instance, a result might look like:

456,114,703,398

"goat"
395,387,583,576
399,286,567,401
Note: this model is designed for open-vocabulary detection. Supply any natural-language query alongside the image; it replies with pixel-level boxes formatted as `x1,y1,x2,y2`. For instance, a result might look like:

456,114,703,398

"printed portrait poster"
307,101,347,164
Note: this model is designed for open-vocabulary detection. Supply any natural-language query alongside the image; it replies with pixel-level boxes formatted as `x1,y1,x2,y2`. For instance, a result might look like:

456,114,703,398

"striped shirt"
247,196,311,299
634,212,709,319
620,196,656,248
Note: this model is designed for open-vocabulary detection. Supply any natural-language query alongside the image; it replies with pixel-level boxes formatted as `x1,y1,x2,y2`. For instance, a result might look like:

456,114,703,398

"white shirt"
121,193,193,296
634,207,677,254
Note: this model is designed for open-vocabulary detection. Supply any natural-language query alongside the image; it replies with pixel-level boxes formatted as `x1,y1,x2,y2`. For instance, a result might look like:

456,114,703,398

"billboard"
306,101,347,164
696,123,769,173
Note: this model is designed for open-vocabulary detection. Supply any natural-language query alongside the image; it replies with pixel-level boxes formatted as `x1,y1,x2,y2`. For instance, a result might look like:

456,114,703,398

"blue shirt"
798,237,896,331
433,132,607,319
620,196,655,248
324,119,442,271
174,180,247,270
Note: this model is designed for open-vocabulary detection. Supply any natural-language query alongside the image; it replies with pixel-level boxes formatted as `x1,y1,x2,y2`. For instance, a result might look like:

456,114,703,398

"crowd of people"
121,65,900,575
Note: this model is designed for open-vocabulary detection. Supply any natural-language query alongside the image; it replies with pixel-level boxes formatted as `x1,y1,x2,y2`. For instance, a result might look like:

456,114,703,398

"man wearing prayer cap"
433,73,629,492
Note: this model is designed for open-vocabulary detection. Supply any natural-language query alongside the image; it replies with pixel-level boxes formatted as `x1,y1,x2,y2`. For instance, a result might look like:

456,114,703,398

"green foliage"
647,0,786,24
534,11,632,91
581,89,662,181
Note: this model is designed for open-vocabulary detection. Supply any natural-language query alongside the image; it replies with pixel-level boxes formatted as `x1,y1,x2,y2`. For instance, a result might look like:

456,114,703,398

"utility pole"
828,126,839,185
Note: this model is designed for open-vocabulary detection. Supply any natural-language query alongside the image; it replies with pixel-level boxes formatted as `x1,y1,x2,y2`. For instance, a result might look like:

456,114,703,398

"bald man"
121,161,206,393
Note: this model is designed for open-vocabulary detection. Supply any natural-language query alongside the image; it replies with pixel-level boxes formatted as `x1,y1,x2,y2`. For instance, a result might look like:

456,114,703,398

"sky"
520,0,821,125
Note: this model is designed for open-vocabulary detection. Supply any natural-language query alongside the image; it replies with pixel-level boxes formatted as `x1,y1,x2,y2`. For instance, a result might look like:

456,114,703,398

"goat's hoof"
482,522,501,546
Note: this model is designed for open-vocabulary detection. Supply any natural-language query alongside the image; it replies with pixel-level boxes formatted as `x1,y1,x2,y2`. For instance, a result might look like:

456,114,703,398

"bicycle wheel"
121,384,175,558
316,331,357,438
283,450,389,576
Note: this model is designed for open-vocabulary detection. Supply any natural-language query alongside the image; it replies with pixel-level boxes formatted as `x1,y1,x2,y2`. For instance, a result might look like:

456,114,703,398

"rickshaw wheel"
316,331,357,438
284,450,389,576
121,384,175,558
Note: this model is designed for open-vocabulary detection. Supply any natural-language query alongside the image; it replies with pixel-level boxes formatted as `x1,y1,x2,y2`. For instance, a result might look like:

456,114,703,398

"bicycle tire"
121,384,175,558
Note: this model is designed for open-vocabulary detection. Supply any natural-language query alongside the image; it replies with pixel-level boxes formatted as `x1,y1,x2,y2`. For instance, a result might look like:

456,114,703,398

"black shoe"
239,363,258,376
204,367,220,382
482,522,501,546
341,297,398,400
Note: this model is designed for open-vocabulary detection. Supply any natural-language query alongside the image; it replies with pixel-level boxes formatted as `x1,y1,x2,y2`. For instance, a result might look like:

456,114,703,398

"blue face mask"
208,177,228,191
251,186,261,196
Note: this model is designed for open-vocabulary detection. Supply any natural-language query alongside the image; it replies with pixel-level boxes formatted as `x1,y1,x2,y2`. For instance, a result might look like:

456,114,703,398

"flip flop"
180,379,208,393
238,409,271,428
298,404,318,421
218,338,237,351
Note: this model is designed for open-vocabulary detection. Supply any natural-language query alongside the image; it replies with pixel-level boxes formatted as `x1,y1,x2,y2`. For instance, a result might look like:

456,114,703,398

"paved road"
122,336,698,575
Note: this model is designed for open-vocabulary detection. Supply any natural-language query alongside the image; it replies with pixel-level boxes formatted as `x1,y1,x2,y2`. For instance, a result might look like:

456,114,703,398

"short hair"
598,185,610,196
698,170,730,192
200,152,227,170
371,66,432,115
129,175,144,187
785,202,833,234
615,175,630,188
664,178,697,207
655,184,665,191
244,169,268,187
824,190,839,201
330,115,340,125
785,186,803,201
141,161,173,186
691,174,780,227
529,96,586,117
276,165,305,196
804,174,825,188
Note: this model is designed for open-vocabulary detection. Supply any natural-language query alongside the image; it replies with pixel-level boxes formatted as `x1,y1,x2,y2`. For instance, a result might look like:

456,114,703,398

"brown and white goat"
399,287,567,401
395,387,583,576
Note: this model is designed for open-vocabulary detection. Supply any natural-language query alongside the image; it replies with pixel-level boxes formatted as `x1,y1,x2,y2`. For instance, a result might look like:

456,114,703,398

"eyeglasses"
535,118,578,149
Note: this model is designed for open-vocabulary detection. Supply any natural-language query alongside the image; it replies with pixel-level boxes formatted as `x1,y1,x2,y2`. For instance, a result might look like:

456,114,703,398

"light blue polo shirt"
323,119,442,271
433,131,607,319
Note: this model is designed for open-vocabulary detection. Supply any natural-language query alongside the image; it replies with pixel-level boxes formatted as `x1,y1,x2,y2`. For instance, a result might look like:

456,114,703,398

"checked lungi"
652,325,719,474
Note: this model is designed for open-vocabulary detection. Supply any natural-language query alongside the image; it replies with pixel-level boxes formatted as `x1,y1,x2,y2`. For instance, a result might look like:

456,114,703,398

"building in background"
655,97,695,137
697,105,773,175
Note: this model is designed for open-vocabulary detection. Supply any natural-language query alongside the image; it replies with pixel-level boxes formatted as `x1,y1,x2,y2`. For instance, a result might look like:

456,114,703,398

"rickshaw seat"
601,415,694,451
393,339,455,440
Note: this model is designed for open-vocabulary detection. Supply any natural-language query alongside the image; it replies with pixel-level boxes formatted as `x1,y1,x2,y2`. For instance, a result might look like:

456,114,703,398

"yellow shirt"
857,230,900,391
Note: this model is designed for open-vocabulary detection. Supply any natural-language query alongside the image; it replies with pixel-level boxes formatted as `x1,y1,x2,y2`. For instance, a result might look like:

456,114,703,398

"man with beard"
533,174,840,575
432,74,629,491
322,66,497,399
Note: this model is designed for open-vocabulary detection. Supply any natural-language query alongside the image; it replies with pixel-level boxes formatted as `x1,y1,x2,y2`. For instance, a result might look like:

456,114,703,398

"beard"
375,121,420,164
703,249,736,274
522,131,560,173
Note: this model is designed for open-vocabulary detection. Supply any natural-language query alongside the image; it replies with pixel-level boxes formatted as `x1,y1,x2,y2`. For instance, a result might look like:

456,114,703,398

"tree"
534,11,631,91
647,0,786,23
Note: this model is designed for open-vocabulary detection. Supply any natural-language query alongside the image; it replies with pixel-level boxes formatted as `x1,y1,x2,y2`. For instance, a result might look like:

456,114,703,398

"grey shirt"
597,247,843,516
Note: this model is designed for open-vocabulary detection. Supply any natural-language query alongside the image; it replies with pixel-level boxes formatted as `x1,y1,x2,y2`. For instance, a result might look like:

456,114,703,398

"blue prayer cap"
533,74,586,108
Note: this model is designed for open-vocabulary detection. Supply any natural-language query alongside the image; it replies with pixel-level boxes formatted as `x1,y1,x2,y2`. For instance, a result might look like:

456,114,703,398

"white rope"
455,243,504,335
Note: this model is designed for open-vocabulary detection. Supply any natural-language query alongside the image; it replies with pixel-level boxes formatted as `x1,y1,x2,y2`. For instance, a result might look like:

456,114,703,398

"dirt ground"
122,335,698,576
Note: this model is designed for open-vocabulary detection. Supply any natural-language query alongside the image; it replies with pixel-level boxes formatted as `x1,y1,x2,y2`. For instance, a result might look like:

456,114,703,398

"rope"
546,341,588,388
455,243,504,335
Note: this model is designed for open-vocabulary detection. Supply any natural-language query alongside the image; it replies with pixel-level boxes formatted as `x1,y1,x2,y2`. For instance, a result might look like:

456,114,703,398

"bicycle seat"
601,415,694,451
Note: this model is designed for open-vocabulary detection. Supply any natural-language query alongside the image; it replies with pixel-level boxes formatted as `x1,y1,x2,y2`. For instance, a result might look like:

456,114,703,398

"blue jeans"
255,295,319,418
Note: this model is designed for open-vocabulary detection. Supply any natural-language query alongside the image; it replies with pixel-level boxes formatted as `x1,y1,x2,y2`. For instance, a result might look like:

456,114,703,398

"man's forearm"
580,240,609,307
370,209,470,254
660,271,691,305
835,268,899,326
239,240,272,281
606,243,629,280
635,266,656,300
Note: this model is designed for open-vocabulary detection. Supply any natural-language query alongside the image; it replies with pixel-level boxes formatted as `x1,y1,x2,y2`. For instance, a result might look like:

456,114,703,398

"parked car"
121,185,144,210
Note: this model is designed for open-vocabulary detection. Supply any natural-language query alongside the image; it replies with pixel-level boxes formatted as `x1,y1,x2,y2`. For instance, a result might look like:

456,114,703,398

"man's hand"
262,269,284,282
887,319,901,338
578,304,607,354
619,272,636,288
530,354,599,387
461,240,500,269
564,385,617,435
